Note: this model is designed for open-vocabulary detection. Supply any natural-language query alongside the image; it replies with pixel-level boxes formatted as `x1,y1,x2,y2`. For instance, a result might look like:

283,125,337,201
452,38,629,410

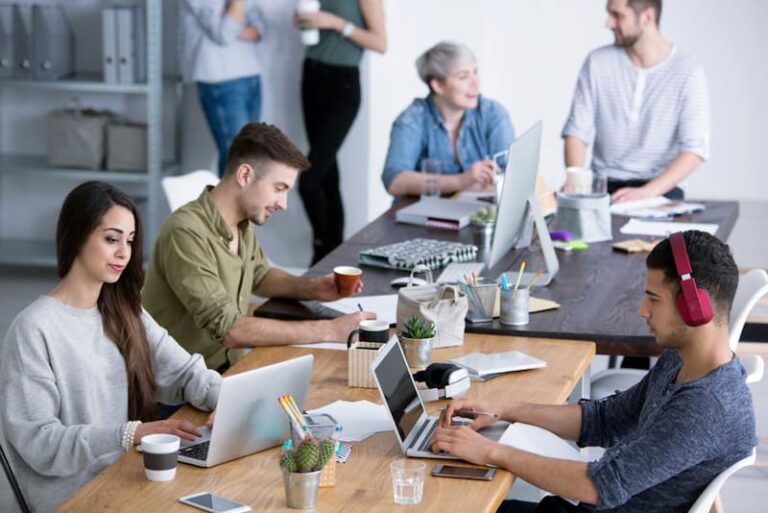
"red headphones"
669,232,713,326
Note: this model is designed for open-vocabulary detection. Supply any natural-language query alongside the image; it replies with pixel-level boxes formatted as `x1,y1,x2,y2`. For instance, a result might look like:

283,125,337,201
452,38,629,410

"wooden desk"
57,335,595,513
257,201,741,356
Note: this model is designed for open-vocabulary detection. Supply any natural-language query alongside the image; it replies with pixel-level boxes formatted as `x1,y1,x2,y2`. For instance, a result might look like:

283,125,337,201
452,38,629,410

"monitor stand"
498,194,560,288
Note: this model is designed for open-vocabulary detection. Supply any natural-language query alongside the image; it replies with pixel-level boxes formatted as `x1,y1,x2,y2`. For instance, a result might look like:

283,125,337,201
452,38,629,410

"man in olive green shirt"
144,123,373,370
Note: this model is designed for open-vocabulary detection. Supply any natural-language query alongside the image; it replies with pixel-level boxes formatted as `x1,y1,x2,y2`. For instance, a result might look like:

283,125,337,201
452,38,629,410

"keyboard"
179,440,209,461
436,262,486,284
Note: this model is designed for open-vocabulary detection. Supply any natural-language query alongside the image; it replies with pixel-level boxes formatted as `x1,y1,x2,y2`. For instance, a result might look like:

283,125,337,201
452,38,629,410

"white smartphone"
431,464,496,481
178,492,251,513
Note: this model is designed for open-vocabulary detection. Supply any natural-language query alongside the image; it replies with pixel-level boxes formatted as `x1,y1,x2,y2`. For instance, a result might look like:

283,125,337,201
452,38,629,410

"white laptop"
178,355,313,467
370,339,510,459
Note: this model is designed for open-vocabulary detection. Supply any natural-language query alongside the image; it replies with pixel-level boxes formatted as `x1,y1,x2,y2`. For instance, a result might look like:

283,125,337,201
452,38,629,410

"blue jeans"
197,75,262,176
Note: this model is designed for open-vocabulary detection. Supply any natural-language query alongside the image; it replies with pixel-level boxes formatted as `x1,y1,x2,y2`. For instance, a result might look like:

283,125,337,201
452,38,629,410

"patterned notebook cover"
357,238,478,270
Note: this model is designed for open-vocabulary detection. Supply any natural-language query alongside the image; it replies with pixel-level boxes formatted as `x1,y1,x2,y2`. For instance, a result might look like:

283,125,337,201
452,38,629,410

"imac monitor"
488,122,559,286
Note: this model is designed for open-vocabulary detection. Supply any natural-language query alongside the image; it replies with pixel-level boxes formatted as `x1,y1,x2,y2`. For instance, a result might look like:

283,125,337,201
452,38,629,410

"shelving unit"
0,0,170,266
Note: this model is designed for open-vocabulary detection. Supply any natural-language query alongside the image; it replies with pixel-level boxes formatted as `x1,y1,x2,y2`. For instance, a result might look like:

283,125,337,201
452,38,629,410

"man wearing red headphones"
431,230,756,513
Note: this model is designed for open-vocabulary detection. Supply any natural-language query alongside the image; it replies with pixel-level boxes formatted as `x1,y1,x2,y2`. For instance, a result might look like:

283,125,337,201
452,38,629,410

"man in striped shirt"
562,0,710,203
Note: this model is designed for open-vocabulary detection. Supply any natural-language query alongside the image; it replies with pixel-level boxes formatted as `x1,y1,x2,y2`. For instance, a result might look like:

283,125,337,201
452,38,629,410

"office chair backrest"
0,439,31,513
686,449,756,513
729,269,768,352
161,170,219,212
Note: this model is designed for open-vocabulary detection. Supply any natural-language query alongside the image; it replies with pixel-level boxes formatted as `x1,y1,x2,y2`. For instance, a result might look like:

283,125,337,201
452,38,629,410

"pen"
357,303,363,312
526,270,543,289
500,273,509,291
514,261,526,290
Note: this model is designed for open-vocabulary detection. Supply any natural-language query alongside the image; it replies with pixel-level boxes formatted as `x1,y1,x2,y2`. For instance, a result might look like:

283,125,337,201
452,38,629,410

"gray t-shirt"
0,296,221,513
578,350,756,512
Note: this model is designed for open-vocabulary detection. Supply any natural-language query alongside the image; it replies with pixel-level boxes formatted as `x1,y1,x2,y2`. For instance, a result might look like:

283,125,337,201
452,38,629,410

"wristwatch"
341,21,355,38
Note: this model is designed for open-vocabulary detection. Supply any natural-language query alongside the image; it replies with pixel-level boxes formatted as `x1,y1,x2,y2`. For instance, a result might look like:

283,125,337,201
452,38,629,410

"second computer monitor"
487,121,543,271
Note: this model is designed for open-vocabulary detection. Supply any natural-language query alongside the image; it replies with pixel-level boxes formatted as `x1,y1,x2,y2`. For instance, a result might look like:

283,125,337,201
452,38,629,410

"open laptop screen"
373,344,426,442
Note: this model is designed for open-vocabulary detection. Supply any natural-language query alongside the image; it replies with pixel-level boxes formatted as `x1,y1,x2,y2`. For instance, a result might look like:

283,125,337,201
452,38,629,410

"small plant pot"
283,469,322,509
399,335,434,369
471,221,495,252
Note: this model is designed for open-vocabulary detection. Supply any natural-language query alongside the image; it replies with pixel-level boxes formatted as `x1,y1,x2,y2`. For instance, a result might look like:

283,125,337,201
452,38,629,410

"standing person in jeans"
430,231,755,513
295,0,386,264
181,0,267,176
562,0,710,203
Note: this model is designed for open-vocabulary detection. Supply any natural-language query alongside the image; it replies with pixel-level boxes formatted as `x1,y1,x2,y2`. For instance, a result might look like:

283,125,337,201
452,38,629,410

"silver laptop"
178,355,313,467
371,339,510,459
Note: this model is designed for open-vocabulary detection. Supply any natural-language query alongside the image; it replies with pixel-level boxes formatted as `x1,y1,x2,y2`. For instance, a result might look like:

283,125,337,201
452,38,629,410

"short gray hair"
415,41,476,90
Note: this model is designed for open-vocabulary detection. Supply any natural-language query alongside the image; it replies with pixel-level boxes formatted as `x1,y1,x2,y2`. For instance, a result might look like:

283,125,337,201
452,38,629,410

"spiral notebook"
357,238,478,271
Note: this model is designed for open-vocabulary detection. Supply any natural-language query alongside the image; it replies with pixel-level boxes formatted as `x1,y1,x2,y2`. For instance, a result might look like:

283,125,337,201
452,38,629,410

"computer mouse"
390,276,429,288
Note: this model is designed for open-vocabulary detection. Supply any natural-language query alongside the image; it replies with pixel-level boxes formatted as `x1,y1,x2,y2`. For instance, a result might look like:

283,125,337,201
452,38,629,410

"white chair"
591,269,768,399
687,449,756,513
161,170,219,212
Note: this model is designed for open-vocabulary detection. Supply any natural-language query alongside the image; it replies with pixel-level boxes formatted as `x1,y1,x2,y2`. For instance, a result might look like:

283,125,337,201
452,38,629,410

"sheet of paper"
610,196,670,215
499,423,586,462
321,294,398,325
307,400,391,442
619,219,718,237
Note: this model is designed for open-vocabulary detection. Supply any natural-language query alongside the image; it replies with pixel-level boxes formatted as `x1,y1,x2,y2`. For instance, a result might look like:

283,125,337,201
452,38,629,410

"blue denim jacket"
381,94,514,191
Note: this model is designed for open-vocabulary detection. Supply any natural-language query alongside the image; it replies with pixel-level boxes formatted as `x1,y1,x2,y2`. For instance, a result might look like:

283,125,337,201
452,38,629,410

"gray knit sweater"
0,296,222,513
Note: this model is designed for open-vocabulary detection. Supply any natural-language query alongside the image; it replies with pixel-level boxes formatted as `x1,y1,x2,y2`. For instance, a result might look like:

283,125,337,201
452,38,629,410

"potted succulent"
280,437,335,509
470,206,497,251
398,315,437,369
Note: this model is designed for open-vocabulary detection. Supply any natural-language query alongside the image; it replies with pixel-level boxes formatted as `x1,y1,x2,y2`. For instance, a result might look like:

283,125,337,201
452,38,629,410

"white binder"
102,9,118,83
11,4,32,77
115,7,134,84
0,5,14,77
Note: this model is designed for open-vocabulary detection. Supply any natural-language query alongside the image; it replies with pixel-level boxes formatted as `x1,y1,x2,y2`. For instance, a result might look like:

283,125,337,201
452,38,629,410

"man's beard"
615,30,641,48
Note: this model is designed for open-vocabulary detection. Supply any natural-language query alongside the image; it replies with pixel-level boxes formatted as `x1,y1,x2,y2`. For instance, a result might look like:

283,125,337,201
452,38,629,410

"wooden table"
257,200,741,356
57,334,595,513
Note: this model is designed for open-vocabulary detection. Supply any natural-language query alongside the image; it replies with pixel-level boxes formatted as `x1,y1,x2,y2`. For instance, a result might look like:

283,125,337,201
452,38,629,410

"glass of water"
390,459,426,505
420,158,441,198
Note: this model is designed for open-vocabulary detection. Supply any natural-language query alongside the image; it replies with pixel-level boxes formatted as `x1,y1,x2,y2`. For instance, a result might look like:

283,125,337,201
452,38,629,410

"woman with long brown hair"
0,181,221,513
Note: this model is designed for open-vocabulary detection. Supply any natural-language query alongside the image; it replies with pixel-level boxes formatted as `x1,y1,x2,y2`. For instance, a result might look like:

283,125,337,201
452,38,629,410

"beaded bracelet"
121,421,142,451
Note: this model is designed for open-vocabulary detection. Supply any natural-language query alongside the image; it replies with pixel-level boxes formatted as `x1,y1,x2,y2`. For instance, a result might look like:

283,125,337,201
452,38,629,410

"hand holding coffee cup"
333,266,363,297
140,434,180,482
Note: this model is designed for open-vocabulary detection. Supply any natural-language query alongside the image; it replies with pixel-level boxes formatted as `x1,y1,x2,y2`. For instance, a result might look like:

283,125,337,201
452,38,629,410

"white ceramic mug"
140,434,180,482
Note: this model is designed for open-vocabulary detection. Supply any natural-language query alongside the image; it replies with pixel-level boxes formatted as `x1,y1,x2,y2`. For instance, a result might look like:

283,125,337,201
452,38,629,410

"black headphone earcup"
422,363,458,388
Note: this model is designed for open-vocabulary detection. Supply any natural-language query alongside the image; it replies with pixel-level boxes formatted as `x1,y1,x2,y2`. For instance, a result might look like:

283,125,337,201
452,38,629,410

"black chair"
0,440,30,513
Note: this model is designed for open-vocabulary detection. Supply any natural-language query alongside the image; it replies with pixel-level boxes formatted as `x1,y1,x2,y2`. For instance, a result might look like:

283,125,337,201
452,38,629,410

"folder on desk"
395,197,485,230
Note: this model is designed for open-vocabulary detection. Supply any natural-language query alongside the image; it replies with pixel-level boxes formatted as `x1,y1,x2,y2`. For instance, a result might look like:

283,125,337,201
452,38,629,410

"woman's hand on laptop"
133,419,203,445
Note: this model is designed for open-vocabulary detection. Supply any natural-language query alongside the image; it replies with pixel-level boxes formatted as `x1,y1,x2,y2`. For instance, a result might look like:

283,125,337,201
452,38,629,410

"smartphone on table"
179,492,251,513
431,464,496,481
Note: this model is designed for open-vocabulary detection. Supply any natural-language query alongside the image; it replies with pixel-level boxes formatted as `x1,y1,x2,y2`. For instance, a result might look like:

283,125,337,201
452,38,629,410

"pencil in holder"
466,282,497,323
500,288,529,326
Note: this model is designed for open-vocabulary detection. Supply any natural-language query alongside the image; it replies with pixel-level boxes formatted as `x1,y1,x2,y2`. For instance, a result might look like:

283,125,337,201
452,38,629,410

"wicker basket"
348,342,384,388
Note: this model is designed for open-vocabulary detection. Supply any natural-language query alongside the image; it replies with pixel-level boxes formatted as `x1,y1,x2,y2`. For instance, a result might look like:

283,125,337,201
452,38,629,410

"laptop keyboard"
179,440,209,461
416,420,438,452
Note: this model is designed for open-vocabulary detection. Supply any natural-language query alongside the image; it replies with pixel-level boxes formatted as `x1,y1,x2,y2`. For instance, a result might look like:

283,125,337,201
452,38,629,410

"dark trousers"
299,59,361,264
498,497,590,513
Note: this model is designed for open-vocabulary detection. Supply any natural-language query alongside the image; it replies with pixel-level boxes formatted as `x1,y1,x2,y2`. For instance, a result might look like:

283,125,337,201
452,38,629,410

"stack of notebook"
357,238,478,271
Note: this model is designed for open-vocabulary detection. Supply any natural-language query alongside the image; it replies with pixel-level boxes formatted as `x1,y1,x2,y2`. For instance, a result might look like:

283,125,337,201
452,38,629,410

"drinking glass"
390,459,426,505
